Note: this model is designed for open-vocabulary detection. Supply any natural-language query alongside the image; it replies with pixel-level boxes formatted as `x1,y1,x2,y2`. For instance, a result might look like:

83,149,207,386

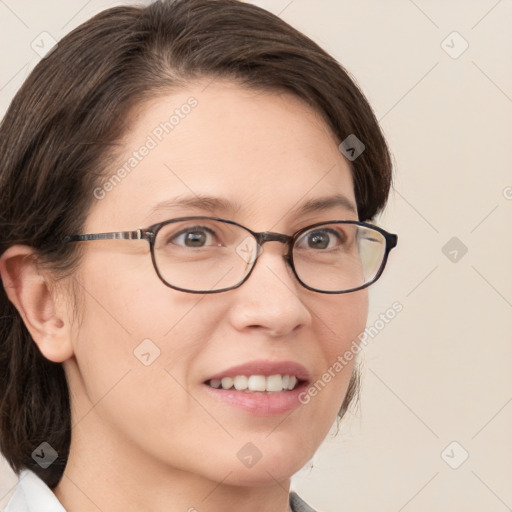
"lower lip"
202,382,308,416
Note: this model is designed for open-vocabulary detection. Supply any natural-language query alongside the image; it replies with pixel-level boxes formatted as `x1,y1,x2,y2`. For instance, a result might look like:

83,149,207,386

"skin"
1,79,368,512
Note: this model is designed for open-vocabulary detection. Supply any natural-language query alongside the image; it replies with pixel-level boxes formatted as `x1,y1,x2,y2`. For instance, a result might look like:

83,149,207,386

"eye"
171,226,219,248
296,228,343,250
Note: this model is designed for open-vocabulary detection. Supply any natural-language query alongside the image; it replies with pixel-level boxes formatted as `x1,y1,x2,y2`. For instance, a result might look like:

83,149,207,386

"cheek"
72,245,216,343
68,249,218,406
67,258,221,458
67,263,245,477
318,289,369,356
307,290,368,414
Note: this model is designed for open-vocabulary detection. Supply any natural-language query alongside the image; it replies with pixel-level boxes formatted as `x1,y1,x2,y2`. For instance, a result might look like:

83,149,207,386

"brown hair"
0,0,392,488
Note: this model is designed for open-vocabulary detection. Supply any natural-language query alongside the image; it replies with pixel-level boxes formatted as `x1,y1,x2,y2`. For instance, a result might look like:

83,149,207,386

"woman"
0,0,397,510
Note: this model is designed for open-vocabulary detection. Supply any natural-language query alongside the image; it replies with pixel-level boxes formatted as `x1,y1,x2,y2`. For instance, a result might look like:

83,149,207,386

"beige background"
1,0,511,510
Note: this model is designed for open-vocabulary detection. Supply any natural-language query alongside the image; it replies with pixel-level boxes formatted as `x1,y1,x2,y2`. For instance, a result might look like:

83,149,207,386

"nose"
227,243,312,337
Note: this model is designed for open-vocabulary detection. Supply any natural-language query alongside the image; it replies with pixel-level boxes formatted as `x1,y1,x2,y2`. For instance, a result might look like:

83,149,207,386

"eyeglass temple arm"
386,233,398,250
65,229,146,243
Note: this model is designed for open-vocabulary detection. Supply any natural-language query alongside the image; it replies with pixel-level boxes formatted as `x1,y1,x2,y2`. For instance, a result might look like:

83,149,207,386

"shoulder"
289,491,319,512
1,470,66,512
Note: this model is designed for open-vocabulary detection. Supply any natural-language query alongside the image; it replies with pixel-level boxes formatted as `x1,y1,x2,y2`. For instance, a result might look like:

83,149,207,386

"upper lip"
204,360,311,383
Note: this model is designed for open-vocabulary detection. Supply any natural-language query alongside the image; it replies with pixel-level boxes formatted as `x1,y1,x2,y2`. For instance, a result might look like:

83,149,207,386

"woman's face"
64,80,368,485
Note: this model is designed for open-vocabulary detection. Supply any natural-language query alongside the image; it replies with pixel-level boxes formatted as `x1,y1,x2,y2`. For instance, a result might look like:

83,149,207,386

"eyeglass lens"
152,219,387,293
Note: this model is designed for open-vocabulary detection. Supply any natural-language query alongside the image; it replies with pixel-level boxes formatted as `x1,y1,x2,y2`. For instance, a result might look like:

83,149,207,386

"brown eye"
170,226,217,247
296,228,343,250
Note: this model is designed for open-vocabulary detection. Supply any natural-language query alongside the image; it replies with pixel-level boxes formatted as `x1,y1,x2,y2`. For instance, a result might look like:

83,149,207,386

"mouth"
205,374,304,393
202,360,310,415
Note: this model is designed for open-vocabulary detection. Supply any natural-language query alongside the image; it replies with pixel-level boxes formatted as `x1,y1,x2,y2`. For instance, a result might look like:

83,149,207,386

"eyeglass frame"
65,216,398,294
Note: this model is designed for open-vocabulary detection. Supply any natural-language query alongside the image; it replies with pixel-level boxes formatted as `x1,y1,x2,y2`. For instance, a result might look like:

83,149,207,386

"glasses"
65,216,397,294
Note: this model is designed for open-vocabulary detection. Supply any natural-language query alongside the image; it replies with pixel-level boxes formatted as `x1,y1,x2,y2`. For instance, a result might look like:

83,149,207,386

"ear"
0,245,74,363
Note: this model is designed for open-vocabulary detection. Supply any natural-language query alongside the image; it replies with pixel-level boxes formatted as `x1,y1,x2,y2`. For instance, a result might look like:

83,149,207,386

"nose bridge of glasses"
255,231,292,246
250,231,294,261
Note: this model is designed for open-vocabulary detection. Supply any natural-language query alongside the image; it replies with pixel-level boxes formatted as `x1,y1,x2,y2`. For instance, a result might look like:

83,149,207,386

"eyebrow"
290,194,358,216
148,193,357,219
148,195,242,217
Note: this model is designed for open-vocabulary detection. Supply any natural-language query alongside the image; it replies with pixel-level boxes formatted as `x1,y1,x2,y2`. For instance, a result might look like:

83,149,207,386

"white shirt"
2,470,66,512
2,470,316,512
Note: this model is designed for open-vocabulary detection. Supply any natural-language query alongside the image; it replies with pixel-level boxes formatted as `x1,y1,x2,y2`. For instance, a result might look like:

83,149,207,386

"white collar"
2,469,66,512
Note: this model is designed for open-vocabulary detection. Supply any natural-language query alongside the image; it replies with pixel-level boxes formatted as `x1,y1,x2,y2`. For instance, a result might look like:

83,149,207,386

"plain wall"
1,1,511,510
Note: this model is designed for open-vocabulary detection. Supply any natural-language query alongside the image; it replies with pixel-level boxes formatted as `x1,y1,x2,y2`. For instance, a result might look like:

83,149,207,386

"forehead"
86,79,356,230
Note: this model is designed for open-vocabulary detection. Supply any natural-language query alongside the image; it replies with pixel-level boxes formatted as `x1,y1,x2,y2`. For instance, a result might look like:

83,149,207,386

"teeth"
248,375,267,391
233,375,248,390
266,375,283,392
221,377,233,390
210,379,222,389
210,374,300,392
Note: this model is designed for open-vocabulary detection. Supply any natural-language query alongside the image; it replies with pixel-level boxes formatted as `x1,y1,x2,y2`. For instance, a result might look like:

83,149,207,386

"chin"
203,439,313,487
218,462,301,487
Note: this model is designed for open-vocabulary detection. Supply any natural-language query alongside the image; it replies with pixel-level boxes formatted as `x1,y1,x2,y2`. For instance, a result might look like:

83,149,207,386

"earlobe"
0,245,74,363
